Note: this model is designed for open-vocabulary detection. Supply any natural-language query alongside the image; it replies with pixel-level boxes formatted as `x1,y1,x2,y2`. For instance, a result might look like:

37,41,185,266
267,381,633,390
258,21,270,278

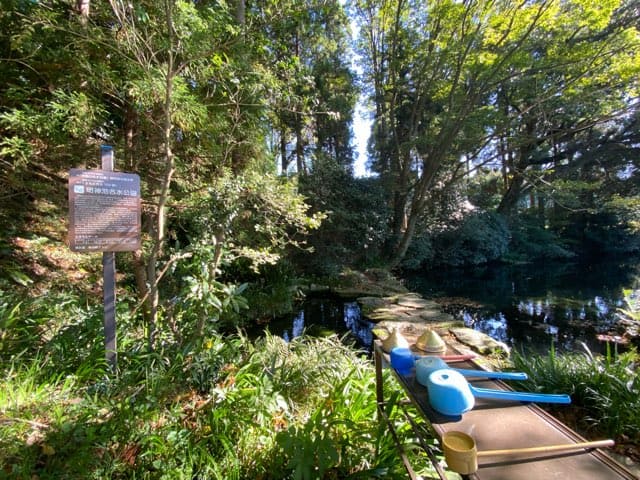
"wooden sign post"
68,146,141,371
101,146,117,370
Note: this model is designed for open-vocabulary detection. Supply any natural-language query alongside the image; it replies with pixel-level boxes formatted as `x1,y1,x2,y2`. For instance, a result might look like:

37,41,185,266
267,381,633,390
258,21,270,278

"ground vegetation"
1,0,640,477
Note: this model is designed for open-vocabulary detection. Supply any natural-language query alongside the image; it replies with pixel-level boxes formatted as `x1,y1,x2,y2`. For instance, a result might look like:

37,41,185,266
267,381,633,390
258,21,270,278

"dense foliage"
1,0,639,289
0,0,356,344
512,344,640,453
353,0,640,267
0,287,446,479
297,159,392,275
1,2,640,476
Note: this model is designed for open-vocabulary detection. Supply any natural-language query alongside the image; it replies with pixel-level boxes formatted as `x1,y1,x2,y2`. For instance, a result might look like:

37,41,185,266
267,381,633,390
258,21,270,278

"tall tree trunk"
280,126,288,174
147,0,177,349
537,192,546,224
391,190,407,238
388,209,418,269
131,249,151,322
497,169,525,216
235,0,245,25
295,115,305,174
76,0,90,24
497,118,536,216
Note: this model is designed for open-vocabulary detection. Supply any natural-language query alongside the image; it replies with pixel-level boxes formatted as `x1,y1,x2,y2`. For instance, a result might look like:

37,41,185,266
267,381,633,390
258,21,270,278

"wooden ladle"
442,430,615,475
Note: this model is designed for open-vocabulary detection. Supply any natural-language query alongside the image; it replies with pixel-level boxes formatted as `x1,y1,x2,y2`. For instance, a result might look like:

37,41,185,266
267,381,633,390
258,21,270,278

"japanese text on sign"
68,169,141,252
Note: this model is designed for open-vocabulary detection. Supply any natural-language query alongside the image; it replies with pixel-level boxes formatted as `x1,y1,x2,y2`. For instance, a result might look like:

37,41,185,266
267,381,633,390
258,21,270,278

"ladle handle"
453,368,528,381
470,386,571,404
478,439,614,457
437,354,477,362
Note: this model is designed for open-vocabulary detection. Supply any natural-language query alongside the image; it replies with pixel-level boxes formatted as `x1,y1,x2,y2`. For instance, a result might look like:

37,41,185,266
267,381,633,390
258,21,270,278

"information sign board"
68,168,141,252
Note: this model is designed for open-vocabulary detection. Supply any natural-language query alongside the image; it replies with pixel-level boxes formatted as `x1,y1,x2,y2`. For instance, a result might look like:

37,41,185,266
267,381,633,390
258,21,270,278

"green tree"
0,1,330,348
251,0,357,174
354,0,640,267
494,1,640,218
297,159,391,274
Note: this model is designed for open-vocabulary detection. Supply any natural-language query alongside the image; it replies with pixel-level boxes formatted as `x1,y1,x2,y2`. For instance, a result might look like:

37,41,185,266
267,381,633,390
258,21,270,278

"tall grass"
0,358,93,479
1,292,437,480
0,286,455,479
512,343,640,440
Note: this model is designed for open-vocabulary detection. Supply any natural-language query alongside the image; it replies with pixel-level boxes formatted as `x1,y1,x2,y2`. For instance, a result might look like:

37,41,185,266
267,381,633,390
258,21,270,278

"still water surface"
266,298,376,349
404,259,640,353
266,259,639,354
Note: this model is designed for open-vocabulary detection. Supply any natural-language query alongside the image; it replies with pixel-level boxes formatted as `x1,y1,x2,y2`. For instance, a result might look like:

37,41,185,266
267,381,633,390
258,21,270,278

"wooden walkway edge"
374,340,638,480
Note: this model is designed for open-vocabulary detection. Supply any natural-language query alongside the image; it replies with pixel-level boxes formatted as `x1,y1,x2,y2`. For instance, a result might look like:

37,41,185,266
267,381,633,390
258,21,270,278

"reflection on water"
265,259,638,354
344,301,375,347
405,259,640,353
452,293,628,352
275,298,375,350
284,310,306,340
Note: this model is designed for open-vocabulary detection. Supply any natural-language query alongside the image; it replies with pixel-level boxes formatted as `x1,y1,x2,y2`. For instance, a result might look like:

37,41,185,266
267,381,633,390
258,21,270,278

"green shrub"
0,290,112,379
243,261,304,322
433,212,510,267
1,329,439,479
512,344,640,439
297,162,392,273
507,214,575,262
401,235,435,271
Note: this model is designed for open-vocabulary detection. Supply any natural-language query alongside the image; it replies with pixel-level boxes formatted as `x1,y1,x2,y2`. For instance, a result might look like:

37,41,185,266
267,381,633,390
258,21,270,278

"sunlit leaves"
354,0,639,264
565,0,619,31
46,90,106,138
171,77,208,131
604,195,640,232
183,170,325,275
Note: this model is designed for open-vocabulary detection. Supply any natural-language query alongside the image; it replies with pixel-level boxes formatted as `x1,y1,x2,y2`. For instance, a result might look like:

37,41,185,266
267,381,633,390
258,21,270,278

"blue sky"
349,11,372,178
353,103,371,177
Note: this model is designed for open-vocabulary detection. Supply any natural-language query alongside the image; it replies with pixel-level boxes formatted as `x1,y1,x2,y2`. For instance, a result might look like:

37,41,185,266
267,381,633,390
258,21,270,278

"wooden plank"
375,341,636,480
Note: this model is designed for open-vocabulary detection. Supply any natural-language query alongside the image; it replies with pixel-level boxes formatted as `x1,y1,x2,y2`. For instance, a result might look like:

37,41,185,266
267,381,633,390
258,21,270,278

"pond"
403,258,640,354
264,258,639,354
260,297,376,351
